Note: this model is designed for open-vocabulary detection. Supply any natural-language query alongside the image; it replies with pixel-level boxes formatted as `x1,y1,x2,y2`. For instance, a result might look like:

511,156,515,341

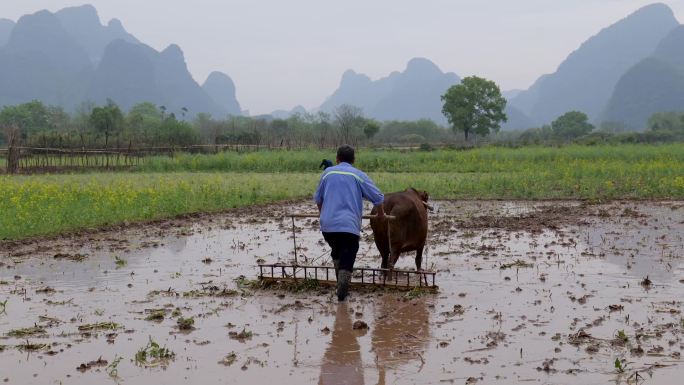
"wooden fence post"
4,124,20,174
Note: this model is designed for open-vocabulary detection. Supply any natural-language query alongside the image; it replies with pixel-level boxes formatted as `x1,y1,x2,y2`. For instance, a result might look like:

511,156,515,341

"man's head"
336,145,355,164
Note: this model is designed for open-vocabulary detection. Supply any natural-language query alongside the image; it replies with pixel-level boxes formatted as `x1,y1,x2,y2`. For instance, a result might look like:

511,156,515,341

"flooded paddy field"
1,200,683,385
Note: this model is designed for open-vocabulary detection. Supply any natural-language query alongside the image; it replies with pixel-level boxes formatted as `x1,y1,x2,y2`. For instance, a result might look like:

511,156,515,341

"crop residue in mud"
0,200,683,385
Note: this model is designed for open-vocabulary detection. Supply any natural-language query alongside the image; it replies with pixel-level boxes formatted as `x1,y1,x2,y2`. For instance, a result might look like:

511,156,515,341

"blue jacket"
313,162,384,236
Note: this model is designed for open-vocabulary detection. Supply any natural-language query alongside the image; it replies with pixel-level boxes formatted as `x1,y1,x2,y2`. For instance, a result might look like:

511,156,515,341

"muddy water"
1,201,683,385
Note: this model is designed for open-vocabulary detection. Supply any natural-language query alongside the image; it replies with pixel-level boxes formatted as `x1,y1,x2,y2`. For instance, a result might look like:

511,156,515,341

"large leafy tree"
161,114,199,146
90,100,124,148
363,120,380,140
441,76,507,141
551,111,594,140
128,102,162,144
0,100,50,139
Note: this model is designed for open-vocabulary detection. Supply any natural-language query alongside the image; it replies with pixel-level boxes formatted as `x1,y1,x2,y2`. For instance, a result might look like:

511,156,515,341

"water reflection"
371,295,430,385
319,303,364,385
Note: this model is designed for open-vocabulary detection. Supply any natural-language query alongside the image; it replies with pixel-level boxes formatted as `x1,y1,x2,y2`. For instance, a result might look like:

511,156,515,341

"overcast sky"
1,1,682,114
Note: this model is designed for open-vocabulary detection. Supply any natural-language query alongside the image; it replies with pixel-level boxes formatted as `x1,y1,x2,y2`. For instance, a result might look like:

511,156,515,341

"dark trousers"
322,232,360,272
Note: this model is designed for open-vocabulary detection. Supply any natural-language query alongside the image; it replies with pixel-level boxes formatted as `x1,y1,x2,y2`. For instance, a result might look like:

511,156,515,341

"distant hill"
504,106,536,130
86,40,160,110
266,105,307,120
510,3,679,125
55,5,139,63
0,18,14,46
87,40,228,116
319,58,533,130
502,89,523,100
319,58,460,124
0,10,93,108
0,5,240,117
604,26,684,128
202,71,242,116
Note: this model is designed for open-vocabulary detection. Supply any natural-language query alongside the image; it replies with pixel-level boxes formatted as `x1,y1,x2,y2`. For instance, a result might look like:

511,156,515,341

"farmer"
319,158,333,170
314,144,385,301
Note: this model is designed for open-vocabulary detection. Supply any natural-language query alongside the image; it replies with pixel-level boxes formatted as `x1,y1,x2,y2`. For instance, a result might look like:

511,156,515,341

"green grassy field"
139,144,684,173
2,144,684,240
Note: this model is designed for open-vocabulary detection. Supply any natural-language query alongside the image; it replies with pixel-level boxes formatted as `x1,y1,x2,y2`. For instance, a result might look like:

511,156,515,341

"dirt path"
1,200,683,384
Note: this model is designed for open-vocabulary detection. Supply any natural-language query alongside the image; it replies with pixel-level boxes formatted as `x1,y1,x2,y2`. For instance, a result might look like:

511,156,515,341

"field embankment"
2,144,684,240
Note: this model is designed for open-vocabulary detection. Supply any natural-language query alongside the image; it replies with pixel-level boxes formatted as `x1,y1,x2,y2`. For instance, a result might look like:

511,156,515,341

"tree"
128,102,162,145
647,112,684,132
47,105,70,134
314,112,333,148
90,100,124,148
271,119,289,147
519,125,553,144
551,111,594,140
74,101,95,148
363,120,380,139
375,119,450,143
0,101,50,139
599,120,629,134
161,115,199,146
194,112,219,146
333,104,364,145
441,76,507,141
0,105,30,173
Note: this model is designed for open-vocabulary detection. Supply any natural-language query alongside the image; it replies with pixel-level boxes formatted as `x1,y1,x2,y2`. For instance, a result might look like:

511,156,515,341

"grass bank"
2,150,684,240
138,143,684,173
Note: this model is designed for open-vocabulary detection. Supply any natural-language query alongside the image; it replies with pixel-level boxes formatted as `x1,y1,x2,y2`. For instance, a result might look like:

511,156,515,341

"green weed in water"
77,322,120,332
7,326,46,337
107,355,123,377
615,330,629,343
145,310,166,322
176,317,195,330
135,337,175,366
114,256,127,268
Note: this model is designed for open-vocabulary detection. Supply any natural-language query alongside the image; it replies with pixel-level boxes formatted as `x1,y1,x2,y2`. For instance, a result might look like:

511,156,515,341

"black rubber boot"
337,270,352,302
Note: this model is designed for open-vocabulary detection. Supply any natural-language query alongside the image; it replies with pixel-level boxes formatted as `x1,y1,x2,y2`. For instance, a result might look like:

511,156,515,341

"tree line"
1,77,683,152
0,100,402,150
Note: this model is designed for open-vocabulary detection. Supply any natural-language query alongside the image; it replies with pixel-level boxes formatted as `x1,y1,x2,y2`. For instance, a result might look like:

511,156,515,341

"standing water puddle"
1,200,683,384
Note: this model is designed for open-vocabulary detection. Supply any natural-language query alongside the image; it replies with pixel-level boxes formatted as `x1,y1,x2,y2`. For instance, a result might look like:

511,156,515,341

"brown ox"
370,188,430,272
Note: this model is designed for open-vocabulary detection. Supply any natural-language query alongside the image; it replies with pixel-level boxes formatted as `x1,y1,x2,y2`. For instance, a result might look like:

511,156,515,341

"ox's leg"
415,246,424,271
380,249,389,279
416,245,429,286
375,233,390,279
389,249,401,282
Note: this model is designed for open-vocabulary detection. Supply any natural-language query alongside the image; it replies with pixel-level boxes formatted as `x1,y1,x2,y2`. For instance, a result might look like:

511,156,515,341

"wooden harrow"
257,213,438,291
258,263,437,291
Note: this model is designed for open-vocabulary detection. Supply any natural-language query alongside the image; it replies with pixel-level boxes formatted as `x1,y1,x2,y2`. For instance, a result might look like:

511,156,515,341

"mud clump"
229,328,253,342
641,276,652,288
218,352,237,366
76,357,108,372
54,253,87,261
